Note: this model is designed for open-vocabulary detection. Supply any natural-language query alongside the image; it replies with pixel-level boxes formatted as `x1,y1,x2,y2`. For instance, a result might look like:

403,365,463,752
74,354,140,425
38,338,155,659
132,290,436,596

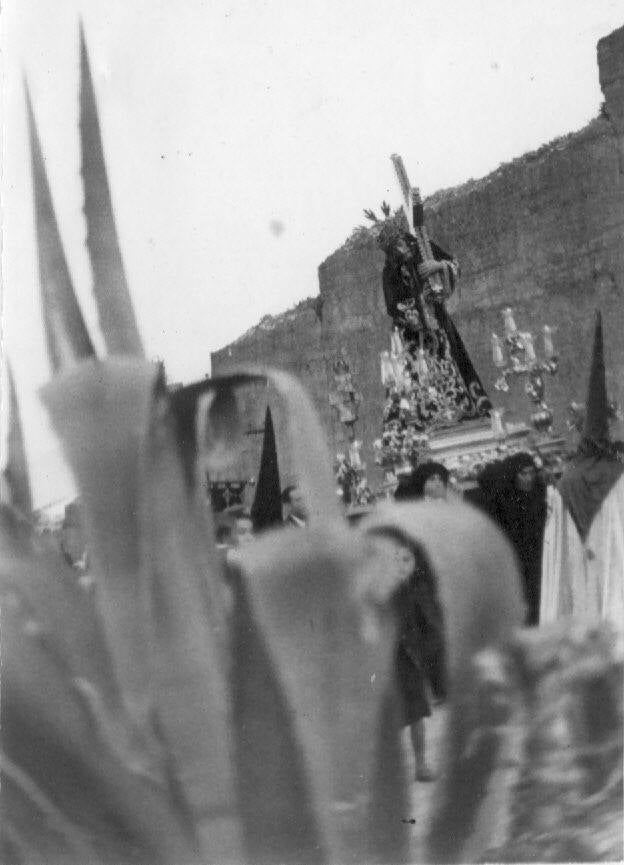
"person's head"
476,460,506,495
394,461,449,502
505,453,538,493
281,484,307,520
235,515,254,545
221,504,254,545
363,527,418,603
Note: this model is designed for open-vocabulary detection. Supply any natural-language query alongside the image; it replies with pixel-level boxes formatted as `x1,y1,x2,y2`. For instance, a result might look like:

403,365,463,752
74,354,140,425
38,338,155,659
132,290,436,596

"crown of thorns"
363,203,410,253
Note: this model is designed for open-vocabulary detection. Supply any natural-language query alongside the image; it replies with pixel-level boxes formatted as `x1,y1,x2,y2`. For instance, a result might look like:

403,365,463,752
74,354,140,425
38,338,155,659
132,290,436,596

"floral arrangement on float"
335,442,374,506
373,305,570,488
372,322,488,474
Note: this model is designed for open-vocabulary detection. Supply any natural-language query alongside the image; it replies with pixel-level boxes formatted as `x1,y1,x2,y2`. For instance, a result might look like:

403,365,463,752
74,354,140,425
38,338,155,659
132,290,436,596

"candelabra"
329,356,373,506
491,308,558,433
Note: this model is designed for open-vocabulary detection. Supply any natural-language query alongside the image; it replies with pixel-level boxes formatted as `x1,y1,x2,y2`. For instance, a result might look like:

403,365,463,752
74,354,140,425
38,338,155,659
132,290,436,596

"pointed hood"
250,406,282,531
26,83,95,373
582,309,609,444
558,310,624,540
1,363,33,516
80,25,144,358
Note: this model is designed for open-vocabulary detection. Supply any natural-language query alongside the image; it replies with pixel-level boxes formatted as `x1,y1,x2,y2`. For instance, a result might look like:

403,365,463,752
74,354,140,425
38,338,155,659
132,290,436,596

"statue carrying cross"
369,154,492,469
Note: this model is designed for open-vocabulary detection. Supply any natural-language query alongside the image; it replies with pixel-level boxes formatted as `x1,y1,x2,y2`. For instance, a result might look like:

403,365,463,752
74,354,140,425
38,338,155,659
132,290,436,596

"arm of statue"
420,240,459,301
417,259,445,279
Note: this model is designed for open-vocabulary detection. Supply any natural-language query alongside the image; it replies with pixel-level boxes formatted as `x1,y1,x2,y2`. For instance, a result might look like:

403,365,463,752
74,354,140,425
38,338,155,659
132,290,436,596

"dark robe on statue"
382,236,491,422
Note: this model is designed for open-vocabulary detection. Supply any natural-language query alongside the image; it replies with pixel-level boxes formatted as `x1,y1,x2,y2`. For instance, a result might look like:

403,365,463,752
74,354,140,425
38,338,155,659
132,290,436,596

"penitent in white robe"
540,475,624,626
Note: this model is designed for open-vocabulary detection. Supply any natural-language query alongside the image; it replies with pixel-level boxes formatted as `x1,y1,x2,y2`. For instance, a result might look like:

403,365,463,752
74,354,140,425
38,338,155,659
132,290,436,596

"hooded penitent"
558,310,624,541
250,406,282,532
540,309,624,625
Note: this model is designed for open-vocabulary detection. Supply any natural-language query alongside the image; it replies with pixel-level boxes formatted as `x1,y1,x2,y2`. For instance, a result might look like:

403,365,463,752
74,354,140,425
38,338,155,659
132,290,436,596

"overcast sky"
2,0,622,508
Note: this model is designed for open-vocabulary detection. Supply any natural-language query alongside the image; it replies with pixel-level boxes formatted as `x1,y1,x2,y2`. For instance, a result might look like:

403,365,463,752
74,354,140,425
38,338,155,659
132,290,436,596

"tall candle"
417,347,429,381
391,356,404,387
492,333,505,367
543,325,555,359
380,351,393,386
523,333,536,363
503,308,517,338
491,408,505,437
349,441,362,468
390,328,403,357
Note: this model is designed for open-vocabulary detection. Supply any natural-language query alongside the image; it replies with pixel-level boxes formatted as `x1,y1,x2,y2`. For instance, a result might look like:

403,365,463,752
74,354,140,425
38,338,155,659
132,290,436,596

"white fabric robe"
540,475,624,626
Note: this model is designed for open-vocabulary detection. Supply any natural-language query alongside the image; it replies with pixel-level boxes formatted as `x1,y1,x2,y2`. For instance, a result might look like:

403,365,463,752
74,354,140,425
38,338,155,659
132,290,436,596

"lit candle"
543,325,555,359
502,308,517,338
390,328,403,357
523,333,536,363
391,356,405,387
491,408,505,437
349,442,362,469
491,333,505,367
417,347,429,381
380,351,393,386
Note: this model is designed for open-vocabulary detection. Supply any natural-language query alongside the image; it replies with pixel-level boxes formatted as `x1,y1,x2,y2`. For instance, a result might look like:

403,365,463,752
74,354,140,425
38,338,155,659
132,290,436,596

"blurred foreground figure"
365,526,446,782
389,462,449,781
541,312,624,624
2,32,622,865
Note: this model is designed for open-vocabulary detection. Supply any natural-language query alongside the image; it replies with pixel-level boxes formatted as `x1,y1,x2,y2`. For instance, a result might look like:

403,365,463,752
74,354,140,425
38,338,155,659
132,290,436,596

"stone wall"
211,26,624,491
210,297,328,489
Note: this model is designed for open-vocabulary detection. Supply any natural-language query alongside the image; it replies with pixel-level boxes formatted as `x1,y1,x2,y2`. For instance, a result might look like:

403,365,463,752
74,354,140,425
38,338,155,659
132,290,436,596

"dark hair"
365,525,439,598
394,462,449,501
281,484,297,505
476,459,505,494
501,452,537,488
215,524,233,544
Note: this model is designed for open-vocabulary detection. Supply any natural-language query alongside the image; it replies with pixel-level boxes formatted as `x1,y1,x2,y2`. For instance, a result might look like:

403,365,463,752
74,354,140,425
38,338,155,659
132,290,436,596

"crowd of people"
202,442,592,788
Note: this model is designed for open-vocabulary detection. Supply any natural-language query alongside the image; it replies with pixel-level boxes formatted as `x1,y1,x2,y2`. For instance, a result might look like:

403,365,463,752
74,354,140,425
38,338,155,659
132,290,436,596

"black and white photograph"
2,1,623,862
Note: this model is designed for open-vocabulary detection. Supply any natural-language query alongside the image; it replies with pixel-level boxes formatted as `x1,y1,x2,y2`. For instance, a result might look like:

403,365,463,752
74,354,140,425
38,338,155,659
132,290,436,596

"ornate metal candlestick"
491,308,558,433
329,355,373,506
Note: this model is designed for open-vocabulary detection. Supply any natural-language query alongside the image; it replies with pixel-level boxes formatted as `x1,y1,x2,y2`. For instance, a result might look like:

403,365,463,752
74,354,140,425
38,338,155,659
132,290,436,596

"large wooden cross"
389,153,445,297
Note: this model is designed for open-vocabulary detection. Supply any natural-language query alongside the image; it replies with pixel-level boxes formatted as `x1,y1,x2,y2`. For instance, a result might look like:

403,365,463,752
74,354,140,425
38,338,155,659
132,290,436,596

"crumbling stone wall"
212,27,624,490
211,298,329,490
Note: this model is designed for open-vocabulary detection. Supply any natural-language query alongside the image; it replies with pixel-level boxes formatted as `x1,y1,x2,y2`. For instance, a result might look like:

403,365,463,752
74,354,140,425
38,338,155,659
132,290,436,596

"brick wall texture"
211,26,624,491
